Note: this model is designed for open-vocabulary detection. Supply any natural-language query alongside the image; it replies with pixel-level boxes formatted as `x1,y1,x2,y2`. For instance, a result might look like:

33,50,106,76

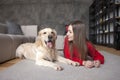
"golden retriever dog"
16,28,79,71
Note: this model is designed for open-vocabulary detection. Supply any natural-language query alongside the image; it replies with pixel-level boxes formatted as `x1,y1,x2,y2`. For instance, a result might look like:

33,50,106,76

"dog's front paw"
72,62,80,66
69,61,80,66
54,65,63,71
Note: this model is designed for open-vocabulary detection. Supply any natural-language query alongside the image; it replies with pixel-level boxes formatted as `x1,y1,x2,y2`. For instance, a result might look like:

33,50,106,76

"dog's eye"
43,32,46,34
51,32,54,34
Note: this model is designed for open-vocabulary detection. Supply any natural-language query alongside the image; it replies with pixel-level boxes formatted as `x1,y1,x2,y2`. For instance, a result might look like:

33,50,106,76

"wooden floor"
0,45,120,71
95,45,120,56
0,58,22,71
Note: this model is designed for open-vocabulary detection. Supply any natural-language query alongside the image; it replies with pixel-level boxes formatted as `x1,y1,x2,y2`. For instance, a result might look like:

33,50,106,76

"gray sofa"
0,23,37,63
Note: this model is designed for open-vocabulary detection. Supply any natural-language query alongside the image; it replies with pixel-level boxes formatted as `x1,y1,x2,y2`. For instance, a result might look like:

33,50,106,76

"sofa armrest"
21,25,38,37
0,34,14,63
56,35,64,50
0,34,35,63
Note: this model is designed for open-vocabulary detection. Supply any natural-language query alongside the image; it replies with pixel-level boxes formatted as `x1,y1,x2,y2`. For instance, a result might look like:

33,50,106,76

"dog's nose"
48,35,53,40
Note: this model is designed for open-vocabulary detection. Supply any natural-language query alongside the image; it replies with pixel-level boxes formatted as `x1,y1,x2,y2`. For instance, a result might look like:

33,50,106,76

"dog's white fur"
16,28,79,71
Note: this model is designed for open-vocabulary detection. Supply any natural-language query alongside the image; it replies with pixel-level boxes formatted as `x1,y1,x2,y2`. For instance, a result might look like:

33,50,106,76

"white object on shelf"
105,30,108,33
106,34,109,44
119,7,120,17
110,23,114,32
110,34,114,44
110,12,113,18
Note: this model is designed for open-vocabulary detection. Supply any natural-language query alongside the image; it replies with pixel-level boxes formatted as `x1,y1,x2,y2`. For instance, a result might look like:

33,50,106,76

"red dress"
64,37,104,65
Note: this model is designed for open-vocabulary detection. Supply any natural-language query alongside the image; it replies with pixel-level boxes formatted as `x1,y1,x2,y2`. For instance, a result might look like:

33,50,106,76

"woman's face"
66,25,74,41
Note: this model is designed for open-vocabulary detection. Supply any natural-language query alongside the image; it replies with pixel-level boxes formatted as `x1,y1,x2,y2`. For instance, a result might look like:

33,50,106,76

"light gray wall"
0,0,93,35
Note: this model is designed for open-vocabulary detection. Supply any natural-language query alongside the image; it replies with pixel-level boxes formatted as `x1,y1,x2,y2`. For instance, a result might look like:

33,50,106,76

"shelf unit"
89,0,120,50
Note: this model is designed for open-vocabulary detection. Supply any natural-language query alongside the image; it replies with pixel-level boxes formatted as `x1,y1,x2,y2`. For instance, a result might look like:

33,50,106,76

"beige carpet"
0,51,120,80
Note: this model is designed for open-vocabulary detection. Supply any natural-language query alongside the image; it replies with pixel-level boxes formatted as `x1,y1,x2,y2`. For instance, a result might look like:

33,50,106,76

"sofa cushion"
6,21,23,35
21,25,38,37
0,51,120,80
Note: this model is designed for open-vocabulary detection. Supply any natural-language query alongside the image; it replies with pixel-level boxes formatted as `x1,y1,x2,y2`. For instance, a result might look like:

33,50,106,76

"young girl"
64,21,104,68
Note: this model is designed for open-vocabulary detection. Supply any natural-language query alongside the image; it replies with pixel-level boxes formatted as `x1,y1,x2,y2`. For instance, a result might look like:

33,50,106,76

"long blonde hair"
68,21,88,60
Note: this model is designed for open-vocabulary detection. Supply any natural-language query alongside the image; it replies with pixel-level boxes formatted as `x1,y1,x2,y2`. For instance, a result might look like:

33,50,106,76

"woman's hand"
83,60,94,68
93,60,101,68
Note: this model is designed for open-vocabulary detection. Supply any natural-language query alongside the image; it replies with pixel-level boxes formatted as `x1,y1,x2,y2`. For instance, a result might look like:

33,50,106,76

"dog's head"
35,28,57,49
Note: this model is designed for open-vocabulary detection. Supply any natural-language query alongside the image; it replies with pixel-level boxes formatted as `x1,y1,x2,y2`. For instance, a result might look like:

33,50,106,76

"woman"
64,21,104,68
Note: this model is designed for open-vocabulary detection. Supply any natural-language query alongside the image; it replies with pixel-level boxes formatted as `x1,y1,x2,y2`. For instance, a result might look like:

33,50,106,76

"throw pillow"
6,21,23,35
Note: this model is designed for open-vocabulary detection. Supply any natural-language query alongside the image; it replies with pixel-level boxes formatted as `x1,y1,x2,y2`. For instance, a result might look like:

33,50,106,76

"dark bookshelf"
89,0,120,50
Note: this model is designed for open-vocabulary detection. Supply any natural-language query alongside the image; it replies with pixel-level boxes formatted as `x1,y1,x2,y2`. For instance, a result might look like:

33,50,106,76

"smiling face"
37,28,57,48
66,25,74,41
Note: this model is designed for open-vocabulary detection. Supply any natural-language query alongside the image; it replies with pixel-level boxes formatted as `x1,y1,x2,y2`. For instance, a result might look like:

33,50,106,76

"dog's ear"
38,31,41,36
53,29,57,39
51,29,57,49
35,36,43,47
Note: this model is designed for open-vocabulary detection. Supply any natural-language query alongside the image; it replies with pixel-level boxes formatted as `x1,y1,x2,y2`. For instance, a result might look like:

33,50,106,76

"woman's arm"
87,42,104,64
